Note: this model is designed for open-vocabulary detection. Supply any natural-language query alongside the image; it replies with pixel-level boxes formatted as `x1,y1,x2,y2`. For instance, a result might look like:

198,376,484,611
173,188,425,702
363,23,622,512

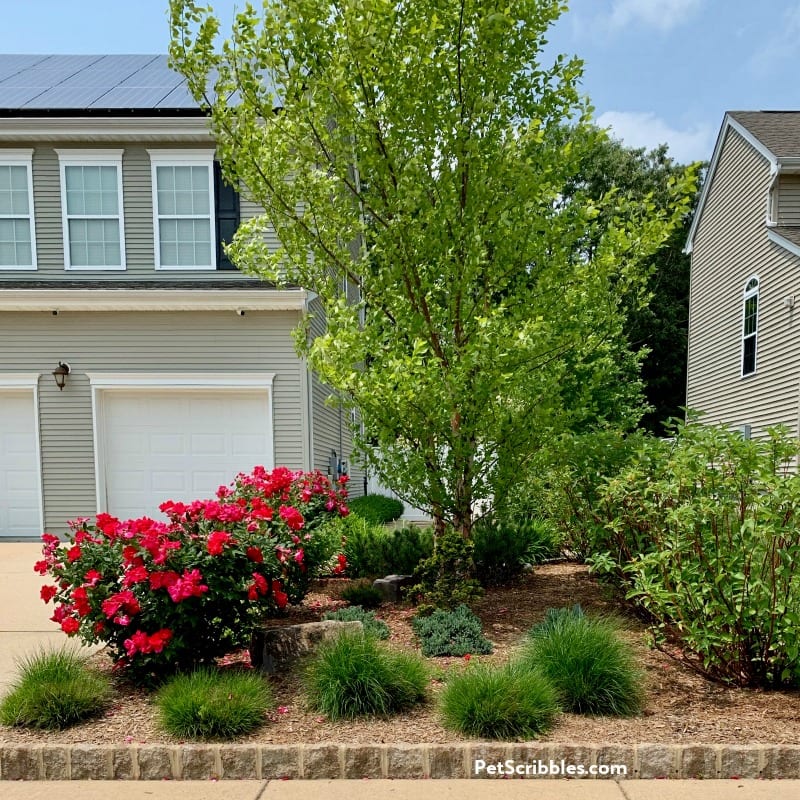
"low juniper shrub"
520,605,644,716
439,661,559,740
303,631,427,719
323,605,391,639
156,667,273,739
340,582,384,609
411,604,493,657
0,648,111,730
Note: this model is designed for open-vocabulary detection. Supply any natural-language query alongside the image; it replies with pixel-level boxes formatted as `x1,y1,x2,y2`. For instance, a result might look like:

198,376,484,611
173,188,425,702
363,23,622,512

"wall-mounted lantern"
52,361,71,391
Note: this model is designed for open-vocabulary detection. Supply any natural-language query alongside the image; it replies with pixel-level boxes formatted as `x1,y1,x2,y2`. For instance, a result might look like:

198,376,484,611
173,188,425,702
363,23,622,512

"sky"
2,0,799,165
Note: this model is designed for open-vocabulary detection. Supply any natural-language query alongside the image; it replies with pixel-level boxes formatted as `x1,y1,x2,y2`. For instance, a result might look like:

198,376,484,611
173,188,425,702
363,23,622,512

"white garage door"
0,388,42,538
101,390,273,520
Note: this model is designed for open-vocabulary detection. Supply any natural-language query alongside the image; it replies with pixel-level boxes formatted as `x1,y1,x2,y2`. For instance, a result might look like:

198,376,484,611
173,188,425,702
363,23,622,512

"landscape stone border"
1,742,798,780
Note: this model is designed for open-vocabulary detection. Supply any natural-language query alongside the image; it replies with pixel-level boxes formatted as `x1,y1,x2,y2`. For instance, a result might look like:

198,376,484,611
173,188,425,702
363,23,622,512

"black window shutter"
214,161,240,270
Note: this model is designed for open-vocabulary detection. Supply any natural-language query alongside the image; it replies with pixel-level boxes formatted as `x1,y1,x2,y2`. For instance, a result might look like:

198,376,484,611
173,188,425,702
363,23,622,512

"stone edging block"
1,742,799,780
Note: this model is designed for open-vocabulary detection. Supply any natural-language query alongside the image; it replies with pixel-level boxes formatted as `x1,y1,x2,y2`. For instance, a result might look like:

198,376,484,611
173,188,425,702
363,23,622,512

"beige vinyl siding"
777,174,800,225
307,297,364,496
0,310,305,531
0,142,278,282
687,127,800,438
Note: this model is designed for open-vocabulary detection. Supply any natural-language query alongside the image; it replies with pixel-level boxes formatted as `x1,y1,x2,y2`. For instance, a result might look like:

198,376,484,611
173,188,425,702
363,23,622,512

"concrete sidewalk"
2,780,800,800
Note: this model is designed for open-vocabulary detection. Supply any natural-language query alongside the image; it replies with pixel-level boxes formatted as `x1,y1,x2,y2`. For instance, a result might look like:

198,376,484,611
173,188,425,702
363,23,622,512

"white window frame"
56,149,126,271
148,149,216,271
0,149,36,270
741,275,760,378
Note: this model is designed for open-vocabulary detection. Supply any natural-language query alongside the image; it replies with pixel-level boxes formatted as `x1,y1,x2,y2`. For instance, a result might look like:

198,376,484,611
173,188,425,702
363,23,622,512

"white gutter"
0,288,308,312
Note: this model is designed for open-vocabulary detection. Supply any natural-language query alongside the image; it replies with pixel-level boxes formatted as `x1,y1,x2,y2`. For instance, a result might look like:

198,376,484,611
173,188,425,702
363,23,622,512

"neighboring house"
686,111,800,439
0,54,361,539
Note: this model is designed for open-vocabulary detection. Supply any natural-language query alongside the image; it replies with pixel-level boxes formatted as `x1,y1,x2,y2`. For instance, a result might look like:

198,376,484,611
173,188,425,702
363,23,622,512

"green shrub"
472,516,561,587
0,648,111,730
408,528,482,610
412,604,493,657
340,582,384,609
600,421,800,688
439,662,559,739
348,494,405,525
156,667,273,739
323,605,390,639
382,525,434,576
520,606,644,716
303,631,427,719
332,515,390,578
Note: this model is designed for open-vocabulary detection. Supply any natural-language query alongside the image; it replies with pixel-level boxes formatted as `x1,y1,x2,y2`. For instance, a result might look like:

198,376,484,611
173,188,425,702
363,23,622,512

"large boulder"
372,574,415,603
250,620,363,673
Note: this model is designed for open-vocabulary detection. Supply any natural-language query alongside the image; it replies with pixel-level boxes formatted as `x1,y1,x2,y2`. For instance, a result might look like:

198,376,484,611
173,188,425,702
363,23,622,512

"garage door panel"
0,390,41,537
102,390,272,520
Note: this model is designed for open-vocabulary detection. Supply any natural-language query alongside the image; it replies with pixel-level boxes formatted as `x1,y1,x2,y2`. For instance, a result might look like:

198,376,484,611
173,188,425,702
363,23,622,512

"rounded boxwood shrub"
303,631,427,719
0,648,111,730
440,662,559,740
156,667,273,739
520,606,644,716
348,494,404,525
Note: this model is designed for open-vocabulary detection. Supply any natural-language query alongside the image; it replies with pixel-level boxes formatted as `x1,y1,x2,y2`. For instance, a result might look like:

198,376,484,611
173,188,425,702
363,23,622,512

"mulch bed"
2,562,800,746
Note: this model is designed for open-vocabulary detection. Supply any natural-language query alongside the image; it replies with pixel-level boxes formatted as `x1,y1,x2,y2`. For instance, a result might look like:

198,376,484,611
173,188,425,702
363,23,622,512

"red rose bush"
36,466,348,682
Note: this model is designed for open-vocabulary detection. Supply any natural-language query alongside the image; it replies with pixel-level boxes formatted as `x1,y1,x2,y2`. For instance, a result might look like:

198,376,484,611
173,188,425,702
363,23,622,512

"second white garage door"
100,389,273,520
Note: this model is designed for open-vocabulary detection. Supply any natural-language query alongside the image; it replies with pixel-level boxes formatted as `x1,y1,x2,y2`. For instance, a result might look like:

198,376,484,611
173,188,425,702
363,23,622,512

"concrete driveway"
0,542,96,692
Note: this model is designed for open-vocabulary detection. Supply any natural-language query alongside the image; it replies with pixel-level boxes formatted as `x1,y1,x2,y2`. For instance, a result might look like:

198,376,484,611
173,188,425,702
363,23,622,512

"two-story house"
686,111,800,439
0,54,361,539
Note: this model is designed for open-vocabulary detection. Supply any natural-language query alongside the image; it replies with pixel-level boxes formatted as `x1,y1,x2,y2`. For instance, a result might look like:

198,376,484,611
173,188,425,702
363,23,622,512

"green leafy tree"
169,0,697,537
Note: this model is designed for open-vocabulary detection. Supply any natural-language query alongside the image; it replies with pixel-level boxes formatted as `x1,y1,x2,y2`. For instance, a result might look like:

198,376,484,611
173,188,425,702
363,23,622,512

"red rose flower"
40,585,57,603
61,617,80,635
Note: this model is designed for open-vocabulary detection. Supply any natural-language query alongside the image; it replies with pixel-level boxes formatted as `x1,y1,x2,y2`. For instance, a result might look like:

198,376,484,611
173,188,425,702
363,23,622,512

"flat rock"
250,619,363,673
372,574,415,603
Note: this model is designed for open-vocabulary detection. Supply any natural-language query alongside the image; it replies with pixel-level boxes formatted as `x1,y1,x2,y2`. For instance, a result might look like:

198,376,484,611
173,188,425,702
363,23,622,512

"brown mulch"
2,562,800,746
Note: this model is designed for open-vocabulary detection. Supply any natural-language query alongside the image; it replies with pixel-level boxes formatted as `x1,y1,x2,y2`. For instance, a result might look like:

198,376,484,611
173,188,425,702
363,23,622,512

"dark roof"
728,111,800,158
0,54,201,112
0,280,288,290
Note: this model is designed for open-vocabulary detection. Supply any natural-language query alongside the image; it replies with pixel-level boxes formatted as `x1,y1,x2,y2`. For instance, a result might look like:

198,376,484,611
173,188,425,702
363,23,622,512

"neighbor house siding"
0,142,278,282
0,309,305,531
687,127,800,438
777,174,800,226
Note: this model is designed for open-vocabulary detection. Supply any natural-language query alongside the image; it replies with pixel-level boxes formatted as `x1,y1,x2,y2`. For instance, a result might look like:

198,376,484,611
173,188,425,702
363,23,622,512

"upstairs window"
742,276,759,376
0,149,36,270
57,150,125,271
148,150,240,271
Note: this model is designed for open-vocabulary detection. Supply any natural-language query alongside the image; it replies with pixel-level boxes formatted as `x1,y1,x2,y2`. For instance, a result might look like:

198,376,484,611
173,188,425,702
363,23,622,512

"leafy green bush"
600,422,800,687
408,528,482,610
412,604,493,657
333,514,390,578
439,662,559,739
303,631,427,719
340,581,384,609
520,606,644,716
323,605,390,639
472,516,561,587
381,526,434,576
156,667,273,739
0,648,111,730
348,494,405,525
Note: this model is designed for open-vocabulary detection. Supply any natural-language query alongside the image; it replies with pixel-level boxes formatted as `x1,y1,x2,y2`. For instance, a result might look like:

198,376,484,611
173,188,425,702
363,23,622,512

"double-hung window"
57,150,125,270
0,149,36,270
741,276,759,377
149,150,215,270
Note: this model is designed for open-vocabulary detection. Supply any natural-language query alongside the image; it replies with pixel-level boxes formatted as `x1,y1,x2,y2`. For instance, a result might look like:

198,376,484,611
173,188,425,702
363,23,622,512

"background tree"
169,0,696,536
563,136,704,434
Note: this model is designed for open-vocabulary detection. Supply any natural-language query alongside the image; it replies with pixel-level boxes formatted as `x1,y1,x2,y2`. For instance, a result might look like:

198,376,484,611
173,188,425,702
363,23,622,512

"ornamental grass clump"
439,661,559,740
520,606,644,716
35,466,349,683
303,631,427,719
0,648,111,730
156,667,273,739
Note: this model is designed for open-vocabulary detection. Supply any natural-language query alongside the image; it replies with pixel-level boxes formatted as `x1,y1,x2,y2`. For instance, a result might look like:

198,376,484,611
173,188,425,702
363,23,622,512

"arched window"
742,276,759,376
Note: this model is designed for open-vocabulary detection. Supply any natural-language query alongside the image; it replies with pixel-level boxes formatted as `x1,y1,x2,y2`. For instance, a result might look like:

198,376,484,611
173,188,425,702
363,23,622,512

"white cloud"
748,5,800,76
607,0,703,32
596,111,715,163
